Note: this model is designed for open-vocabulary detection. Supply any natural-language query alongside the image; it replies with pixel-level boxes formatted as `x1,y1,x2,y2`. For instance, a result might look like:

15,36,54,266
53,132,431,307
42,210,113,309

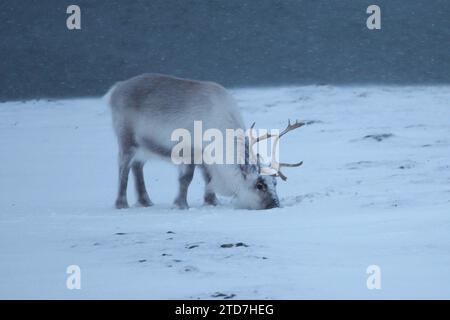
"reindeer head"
236,120,304,210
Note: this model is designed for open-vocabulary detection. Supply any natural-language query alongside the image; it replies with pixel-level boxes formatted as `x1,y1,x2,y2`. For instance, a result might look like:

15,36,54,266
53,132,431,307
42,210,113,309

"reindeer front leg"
174,164,195,209
201,166,218,206
115,148,134,209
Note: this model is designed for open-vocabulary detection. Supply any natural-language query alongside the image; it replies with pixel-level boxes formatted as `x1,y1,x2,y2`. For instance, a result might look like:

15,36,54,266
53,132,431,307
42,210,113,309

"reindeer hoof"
174,198,189,210
204,193,218,206
136,197,154,207
135,201,153,207
175,203,189,210
115,200,129,209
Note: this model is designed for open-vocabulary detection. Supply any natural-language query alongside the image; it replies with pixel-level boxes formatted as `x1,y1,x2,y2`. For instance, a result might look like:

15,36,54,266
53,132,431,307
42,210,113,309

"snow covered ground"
0,85,449,299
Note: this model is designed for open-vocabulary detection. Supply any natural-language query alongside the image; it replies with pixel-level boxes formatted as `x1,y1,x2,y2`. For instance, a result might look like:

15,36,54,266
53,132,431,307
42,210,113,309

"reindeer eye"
256,182,265,191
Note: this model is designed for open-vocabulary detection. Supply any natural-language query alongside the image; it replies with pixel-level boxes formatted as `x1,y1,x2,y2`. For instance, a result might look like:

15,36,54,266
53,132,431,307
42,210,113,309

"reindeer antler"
278,119,305,138
249,119,304,181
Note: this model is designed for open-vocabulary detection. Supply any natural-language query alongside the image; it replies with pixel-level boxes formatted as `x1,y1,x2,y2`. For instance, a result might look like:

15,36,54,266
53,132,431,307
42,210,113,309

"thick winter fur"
108,73,279,210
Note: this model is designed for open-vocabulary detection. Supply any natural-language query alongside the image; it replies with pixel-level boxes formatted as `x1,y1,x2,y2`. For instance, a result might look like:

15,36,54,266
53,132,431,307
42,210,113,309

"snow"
0,85,449,299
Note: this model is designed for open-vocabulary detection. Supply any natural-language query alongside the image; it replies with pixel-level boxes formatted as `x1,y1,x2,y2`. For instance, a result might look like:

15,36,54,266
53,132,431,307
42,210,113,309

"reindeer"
107,73,303,210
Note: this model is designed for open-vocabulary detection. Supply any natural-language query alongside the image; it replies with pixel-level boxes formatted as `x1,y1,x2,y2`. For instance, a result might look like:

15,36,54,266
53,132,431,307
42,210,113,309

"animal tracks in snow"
68,229,267,283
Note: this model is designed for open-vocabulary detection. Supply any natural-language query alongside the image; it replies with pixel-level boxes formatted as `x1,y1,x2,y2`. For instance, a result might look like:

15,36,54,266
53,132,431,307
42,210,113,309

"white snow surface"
0,85,449,299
